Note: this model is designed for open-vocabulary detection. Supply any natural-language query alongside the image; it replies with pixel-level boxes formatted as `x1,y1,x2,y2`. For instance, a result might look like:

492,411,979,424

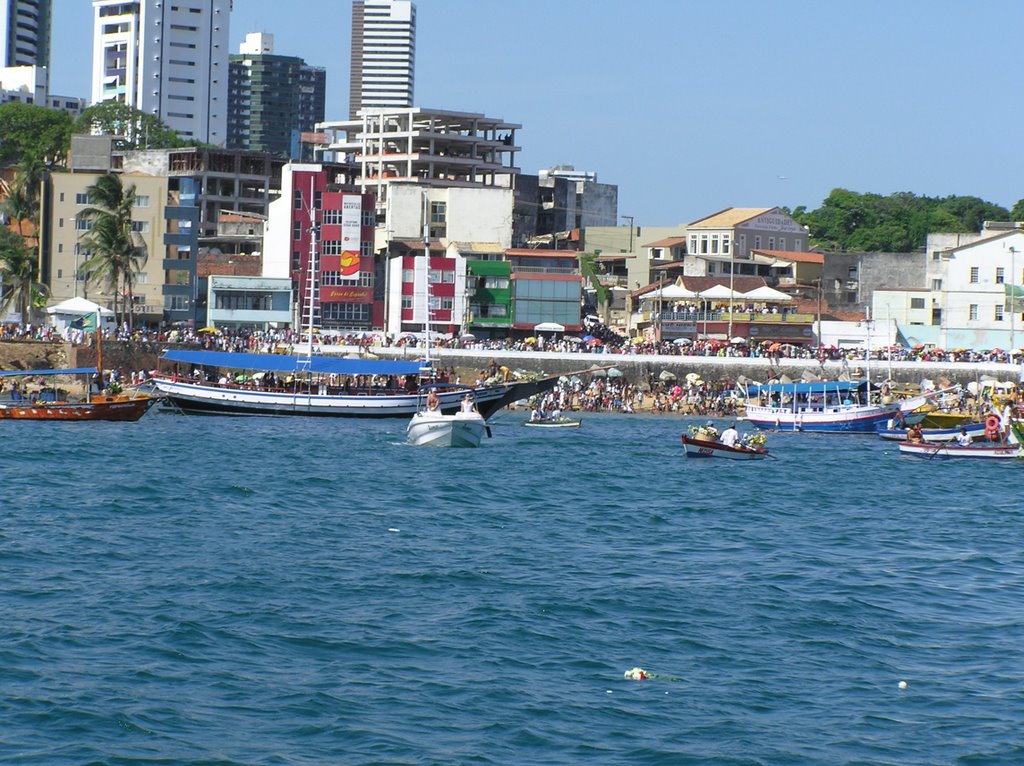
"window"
164,295,189,310
768,237,775,250
322,209,342,225
401,296,413,309
778,237,785,250
293,189,302,209
700,235,708,254
361,210,375,226
969,304,978,321
134,195,150,207
722,238,730,254
710,235,719,254
970,267,979,283
75,217,93,230
754,236,761,249
910,298,925,309
931,279,943,291
995,304,1004,321
130,221,149,232
429,201,446,224
793,238,802,251
402,269,414,282
689,235,697,253
321,303,370,322
293,221,302,240
321,240,343,255
996,267,1005,284
75,192,89,205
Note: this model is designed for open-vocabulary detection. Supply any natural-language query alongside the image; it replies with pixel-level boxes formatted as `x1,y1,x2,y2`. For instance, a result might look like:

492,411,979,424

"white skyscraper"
91,0,230,145
1,0,50,67
349,0,415,118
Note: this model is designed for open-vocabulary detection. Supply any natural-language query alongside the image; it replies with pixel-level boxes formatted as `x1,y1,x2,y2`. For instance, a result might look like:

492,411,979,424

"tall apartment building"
1,0,50,68
91,0,230,145
349,0,415,118
228,32,326,160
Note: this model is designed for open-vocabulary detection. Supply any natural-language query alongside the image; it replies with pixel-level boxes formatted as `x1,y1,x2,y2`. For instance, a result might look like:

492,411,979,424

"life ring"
985,414,1001,441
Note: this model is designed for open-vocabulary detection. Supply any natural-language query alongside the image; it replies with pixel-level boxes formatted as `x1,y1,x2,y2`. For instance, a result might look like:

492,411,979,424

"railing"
510,266,578,275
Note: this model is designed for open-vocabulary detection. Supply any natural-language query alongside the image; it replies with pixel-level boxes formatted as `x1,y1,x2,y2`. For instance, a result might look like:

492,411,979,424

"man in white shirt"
955,427,972,447
720,423,740,447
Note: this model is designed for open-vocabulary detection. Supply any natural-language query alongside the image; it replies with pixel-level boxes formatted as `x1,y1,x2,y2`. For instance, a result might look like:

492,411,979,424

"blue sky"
52,0,1024,226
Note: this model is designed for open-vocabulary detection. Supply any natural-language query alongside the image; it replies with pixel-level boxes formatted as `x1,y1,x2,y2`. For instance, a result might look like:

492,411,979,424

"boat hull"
0,394,155,422
897,441,1023,460
877,422,986,442
681,434,770,460
523,418,581,429
154,376,549,419
407,411,487,447
745,404,896,433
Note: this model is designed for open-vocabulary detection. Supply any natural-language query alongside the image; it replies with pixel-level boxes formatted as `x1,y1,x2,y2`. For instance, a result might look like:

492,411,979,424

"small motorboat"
407,408,488,447
680,433,771,460
523,416,581,429
407,390,489,447
877,422,986,443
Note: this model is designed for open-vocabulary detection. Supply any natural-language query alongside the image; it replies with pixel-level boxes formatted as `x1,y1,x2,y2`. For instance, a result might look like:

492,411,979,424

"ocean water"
2,412,1022,765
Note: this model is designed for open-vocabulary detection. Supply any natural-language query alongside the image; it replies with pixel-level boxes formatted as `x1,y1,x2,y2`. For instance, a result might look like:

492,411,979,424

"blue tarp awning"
744,381,869,395
160,350,425,377
0,367,97,378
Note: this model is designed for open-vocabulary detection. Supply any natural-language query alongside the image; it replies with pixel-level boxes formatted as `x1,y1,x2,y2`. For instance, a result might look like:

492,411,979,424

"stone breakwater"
377,346,1024,388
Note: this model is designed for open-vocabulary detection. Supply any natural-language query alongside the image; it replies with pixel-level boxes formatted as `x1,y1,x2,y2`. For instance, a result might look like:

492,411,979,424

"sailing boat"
153,187,562,418
0,312,156,421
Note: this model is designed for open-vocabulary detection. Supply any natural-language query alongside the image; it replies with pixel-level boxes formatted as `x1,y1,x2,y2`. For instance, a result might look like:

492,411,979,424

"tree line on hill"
788,188,1021,253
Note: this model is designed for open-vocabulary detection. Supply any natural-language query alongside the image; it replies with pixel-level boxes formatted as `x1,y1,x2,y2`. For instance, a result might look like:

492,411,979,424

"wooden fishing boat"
897,441,1023,460
0,367,156,422
680,433,771,460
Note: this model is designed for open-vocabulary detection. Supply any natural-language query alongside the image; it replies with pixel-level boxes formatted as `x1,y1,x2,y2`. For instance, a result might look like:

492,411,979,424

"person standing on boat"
427,390,441,412
720,423,740,447
460,393,477,413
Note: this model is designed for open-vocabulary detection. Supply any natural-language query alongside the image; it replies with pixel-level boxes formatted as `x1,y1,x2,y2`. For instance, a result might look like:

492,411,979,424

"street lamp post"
727,239,736,341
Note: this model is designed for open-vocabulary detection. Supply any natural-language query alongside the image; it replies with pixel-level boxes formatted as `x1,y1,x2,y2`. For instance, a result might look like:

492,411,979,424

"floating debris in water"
623,667,681,682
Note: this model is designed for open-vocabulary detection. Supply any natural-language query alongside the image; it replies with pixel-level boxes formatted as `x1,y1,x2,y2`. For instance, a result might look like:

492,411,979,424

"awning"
161,350,424,376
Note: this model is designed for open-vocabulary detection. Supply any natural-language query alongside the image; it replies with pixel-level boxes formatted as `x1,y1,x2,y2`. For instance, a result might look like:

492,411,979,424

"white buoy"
898,680,908,690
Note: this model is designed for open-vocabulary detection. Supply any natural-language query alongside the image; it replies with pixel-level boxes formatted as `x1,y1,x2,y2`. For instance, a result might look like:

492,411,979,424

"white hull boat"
407,409,488,447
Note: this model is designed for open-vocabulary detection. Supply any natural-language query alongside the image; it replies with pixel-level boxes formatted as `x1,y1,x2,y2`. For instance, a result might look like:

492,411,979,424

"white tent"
646,284,698,300
534,322,566,332
46,297,115,317
740,285,793,302
698,284,741,300
46,297,115,332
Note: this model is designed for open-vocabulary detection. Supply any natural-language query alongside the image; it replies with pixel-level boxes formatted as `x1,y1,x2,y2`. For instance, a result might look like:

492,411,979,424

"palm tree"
78,173,147,330
0,224,46,323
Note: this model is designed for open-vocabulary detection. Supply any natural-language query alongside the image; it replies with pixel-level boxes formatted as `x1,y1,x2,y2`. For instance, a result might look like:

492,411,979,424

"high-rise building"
228,32,326,160
91,0,229,145
349,0,415,118
1,0,50,68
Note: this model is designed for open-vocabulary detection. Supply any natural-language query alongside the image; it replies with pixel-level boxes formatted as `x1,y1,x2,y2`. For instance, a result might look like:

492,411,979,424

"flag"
70,313,97,332
1004,283,1024,313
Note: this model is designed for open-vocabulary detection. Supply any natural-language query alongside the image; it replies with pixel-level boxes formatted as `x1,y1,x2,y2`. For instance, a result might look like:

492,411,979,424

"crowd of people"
3,318,1023,366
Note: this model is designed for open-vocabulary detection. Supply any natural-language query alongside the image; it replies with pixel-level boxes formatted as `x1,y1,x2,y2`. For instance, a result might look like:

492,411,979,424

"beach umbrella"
607,368,623,378
197,326,219,334
586,338,603,346
460,333,477,340
685,372,702,384
659,370,677,381
673,338,692,345
524,337,537,344
730,336,747,345
564,336,584,343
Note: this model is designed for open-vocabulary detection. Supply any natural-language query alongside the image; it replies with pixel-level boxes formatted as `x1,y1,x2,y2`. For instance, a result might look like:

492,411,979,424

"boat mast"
864,306,872,395
422,192,431,369
304,177,319,364
92,310,100,403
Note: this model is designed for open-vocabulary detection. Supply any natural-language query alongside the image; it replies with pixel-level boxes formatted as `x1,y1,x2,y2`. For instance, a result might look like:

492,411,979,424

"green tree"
74,101,184,150
578,251,609,307
0,225,46,322
78,173,148,330
1010,198,1024,222
0,102,72,169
